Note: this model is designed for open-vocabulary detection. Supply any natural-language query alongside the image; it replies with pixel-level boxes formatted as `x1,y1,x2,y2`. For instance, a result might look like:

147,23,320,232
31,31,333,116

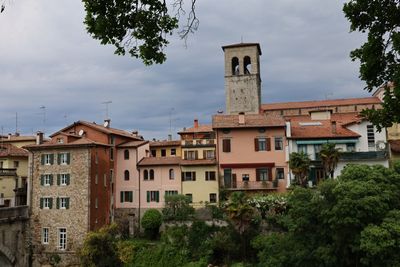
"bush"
162,194,195,221
141,209,162,239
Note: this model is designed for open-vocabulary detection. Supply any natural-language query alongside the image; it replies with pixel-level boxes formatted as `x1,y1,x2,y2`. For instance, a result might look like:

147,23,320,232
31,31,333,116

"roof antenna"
101,101,112,120
15,112,18,135
39,106,46,133
241,36,243,43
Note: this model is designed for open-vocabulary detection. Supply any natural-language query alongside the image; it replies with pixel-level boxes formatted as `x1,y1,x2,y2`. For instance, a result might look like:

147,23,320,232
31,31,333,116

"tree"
162,194,195,221
82,0,198,65
343,0,400,130
289,152,311,187
141,208,163,239
319,143,341,179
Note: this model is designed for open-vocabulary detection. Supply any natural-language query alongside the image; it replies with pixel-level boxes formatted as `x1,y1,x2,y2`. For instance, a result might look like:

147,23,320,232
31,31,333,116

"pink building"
213,113,288,193
137,157,181,212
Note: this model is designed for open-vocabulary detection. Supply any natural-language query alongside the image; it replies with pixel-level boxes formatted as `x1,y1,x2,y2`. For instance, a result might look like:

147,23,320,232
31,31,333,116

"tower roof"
222,43,262,55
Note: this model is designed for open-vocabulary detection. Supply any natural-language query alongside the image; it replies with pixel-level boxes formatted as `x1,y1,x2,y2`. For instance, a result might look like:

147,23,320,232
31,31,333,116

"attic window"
232,57,239,75
244,56,251,74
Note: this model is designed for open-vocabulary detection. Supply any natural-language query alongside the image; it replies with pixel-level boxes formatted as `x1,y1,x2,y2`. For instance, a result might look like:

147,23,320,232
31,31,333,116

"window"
40,197,53,209
144,170,149,180
146,191,160,202
255,138,271,151
13,161,19,168
41,174,53,186
151,150,156,157
205,171,216,181
95,151,98,164
186,194,193,203
171,148,176,156
347,143,356,152
222,139,231,152
57,197,69,209
58,153,70,165
169,169,175,180
298,144,308,154
103,174,107,187
124,150,129,160
95,198,98,208
275,137,283,150
42,228,49,244
204,150,215,159
256,168,270,181
110,148,114,160
185,150,197,160
276,168,284,180
58,174,70,186
209,193,217,203
58,228,67,250
242,174,249,181
367,124,375,149
124,170,130,181
149,169,154,180
0,161,2,168
244,56,251,74
231,57,239,75
95,174,98,185
165,190,178,197
120,191,133,203
161,149,166,157
42,154,53,165
182,171,196,181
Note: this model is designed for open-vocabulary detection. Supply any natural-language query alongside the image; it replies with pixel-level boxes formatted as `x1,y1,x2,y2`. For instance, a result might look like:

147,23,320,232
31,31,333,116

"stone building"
25,120,143,266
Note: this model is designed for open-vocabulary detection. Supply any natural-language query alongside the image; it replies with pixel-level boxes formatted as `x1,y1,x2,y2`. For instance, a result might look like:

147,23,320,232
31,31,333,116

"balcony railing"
223,180,278,190
0,168,17,177
314,151,388,162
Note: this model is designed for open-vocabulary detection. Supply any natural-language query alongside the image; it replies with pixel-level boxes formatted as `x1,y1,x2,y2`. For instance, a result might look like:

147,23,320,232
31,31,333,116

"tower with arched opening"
222,43,262,114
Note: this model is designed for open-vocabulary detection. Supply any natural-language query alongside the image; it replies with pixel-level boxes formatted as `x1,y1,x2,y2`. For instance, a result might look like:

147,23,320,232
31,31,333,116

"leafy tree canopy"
343,0,400,130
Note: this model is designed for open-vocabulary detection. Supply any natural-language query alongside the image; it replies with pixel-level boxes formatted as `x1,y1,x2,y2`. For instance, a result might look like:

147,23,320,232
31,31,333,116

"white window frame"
44,154,51,165
60,197,67,209
43,197,51,209
258,138,267,151
205,150,215,159
44,174,51,186
59,153,68,165
60,174,68,186
42,227,49,244
58,228,67,250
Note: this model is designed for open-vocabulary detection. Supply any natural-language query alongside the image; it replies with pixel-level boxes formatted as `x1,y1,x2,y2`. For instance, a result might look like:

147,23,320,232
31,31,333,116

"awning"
296,139,358,145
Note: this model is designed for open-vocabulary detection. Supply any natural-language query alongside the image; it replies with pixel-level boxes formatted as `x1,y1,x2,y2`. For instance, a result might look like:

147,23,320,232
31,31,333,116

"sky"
0,0,369,140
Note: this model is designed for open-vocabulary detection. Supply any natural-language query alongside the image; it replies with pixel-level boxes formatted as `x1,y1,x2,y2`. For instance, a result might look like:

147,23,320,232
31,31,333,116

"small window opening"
244,56,251,74
231,57,239,75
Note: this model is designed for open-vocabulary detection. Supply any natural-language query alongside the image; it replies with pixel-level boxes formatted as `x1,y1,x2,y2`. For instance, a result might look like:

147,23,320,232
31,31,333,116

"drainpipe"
137,148,141,234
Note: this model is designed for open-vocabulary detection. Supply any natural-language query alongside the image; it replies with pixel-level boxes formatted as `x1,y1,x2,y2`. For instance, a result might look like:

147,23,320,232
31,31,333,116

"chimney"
14,132,20,137
168,134,172,141
104,119,111,128
238,112,245,124
132,131,138,137
8,133,11,140
36,131,44,145
194,119,199,128
331,121,337,134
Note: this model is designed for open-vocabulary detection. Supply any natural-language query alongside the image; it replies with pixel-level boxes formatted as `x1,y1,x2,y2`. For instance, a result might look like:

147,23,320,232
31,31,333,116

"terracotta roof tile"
262,97,382,111
149,140,181,147
179,124,213,134
0,144,29,157
212,113,285,129
118,140,149,148
389,140,400,153
0,135,36,142
138,157,181,166
24,137,110,150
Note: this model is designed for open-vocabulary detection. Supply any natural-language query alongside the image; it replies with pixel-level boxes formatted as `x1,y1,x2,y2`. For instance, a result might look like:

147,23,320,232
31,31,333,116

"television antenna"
102,101,112,120
39,106,46,132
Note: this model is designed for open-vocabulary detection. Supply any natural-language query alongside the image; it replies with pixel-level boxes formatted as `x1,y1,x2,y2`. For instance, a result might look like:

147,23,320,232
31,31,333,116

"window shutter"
268,168,273,181
205,171,208,181
57,174,60,186
266,138,271,151
211,171,216,180
203,150,206,159
57,154,61,165
40,175,44,186
40,198,43,209
184,151,188,160
56,197,60,209
193,172,196,181
120,191,124,203
156,191,160,202
41,155,45,165
50,154,54,165
223,139,231,152
129,192,133,202
195,151,198,160
256,169,260,181
49,175,53,185
66,153,70,164
181,172,185,181
147,191,150,203
49,198,53,209
254,138,259,151
66,174,70,185
232,173,237,188
66,198,70,209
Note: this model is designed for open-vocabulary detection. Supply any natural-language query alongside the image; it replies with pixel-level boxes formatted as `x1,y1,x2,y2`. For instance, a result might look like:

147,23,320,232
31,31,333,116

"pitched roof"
0,135,36,142
137,157,181,166
178,124,213,134
389,140,400,153
262,97,382,111
118,140,149,148
149,140,181,147
24,136,110,150
0,144,29,157
288,113,361,139
212,113,286,129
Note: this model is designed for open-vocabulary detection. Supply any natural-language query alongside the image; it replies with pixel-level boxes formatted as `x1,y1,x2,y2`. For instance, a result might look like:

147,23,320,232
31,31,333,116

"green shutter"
40,175,44,186
49,174,53,185
50,154,54,165
66,198,70,209
56,197,60,209
181,172,185,181
57,174,60,186
57,154,61,165
192,172,196,181
40,198,43,209
146,191,150,203
49,198,53,209
156,191,160,202
120,191,124,203
41,155,45,165
66,174,70,185
66,153,70,164
129,192,133,202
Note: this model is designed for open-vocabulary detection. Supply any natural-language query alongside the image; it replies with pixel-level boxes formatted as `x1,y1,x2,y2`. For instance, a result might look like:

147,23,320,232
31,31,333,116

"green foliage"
248,194,287,219
289,152,311,187
141,209,162,239
205,203,225,220
343,0,400,130
319,143,341,178
79,223,122,267
162,194,195,222
392,160,400,174
225,192,257,234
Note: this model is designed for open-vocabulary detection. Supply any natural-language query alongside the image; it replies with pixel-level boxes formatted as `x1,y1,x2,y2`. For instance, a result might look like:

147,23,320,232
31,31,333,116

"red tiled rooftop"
137,157,181,166
179,124,213,134
149,140,181,147
24,137,111,150
212,113,285,129
0,144,29,157
262,97,382,111
118,140,148,148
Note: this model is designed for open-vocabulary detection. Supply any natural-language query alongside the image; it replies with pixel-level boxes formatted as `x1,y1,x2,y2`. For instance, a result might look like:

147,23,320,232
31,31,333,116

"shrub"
162,194,195,221
141,209,162,239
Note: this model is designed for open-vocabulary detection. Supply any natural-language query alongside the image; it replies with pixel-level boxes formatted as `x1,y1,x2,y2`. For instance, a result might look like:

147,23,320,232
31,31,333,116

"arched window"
124,170,130,181
144,170,148,180
231,57,239,75
124,149,129,160
169,169,174,180
244,56,251,74
150,169,154,180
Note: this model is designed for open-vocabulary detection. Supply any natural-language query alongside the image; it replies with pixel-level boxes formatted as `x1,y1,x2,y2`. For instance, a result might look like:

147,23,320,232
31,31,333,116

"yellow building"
179,120,219,207
149,140,181,158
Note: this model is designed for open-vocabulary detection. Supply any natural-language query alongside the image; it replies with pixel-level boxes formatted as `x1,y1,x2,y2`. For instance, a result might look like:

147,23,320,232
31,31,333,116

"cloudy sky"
0,0,368,140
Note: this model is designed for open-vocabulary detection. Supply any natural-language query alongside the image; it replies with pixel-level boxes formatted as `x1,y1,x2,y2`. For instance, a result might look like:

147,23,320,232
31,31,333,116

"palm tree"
319,143,341,179
289,152,311,187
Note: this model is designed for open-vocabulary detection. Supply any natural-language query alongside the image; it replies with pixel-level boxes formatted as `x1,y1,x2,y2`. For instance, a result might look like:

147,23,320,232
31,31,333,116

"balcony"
0,168,17,177
339,151,388,161
223,180,278,191
182,139,216,148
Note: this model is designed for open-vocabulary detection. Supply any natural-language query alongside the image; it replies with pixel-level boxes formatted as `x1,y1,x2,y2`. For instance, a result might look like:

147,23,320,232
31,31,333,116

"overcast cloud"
0,0,368,140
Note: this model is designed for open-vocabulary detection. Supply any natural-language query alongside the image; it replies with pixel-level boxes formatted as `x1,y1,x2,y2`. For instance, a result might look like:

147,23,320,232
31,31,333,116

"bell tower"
222,43,262,115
